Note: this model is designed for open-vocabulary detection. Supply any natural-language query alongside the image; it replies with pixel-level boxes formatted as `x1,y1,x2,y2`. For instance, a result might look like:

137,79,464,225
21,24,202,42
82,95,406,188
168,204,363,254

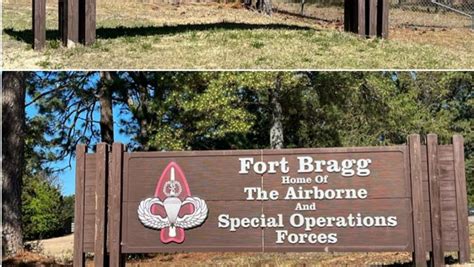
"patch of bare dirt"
2,251,68,267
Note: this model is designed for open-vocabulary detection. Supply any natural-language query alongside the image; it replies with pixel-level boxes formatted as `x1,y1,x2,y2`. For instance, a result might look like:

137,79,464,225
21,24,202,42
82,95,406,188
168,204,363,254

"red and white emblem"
138,162,208,243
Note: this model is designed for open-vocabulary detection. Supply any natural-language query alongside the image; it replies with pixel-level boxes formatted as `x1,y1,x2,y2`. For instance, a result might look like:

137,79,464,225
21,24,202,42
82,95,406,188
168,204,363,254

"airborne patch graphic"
138,162,208,243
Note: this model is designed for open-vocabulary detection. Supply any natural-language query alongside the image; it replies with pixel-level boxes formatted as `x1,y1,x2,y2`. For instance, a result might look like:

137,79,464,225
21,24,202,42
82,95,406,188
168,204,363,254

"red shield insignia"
137,161,208,244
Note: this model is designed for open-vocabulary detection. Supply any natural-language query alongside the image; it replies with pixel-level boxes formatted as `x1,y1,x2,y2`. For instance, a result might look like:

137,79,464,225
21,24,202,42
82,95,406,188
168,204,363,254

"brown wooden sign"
73,134,469,267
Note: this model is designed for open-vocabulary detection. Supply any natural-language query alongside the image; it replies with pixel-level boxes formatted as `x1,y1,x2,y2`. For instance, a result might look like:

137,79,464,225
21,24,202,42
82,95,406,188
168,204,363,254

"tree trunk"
269,74,284,149
98,72,114,144
2,72,26,256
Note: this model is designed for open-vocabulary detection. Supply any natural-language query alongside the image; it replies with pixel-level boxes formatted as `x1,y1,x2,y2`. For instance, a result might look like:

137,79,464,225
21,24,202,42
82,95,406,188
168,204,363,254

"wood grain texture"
73,145,87,266
76,141,466,256
94,144,108,266
80,0,96,44
357,0,366,35
124,151,262,202
453,135,470,263
263,149,409,199
427,134,443,267
110,144,124,266
83,154,96,252
263,199,413,252
122,200,263,253
377,0,389,38
32,0,46,50
408,135,427,266
368,0,377,36
67,0,79,45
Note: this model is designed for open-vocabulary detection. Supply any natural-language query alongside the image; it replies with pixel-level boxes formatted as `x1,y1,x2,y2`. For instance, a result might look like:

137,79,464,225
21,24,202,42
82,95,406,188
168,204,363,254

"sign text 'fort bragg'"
73,134,470,267
218,156,396,246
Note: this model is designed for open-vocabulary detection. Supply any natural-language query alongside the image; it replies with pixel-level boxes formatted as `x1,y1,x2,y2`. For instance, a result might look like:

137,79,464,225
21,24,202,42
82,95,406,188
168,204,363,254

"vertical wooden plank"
67,0,80,46
94,143,108,267
120,152,130,265
110,143,125,267
377,0,389,38
58,0,67,45
73,145,87,267
368,0,377,36
344,0,357,33
357,0,366,36
80,0,96,45
453,135,470,264
32,0,46,50
427,134,444,267
344,0,351,32
409,134,427,266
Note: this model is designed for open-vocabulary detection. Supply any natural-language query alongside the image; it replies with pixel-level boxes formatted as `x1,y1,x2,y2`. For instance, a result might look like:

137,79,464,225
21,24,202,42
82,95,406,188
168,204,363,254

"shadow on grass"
274,8,340,24
3,22,316,45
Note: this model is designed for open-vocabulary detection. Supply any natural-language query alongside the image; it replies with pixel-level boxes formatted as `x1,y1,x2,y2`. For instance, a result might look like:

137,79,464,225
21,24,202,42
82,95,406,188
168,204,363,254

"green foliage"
22,175,64,241
27,71,473,211
26,72,103,162
121,72,256,151
60,195,75,234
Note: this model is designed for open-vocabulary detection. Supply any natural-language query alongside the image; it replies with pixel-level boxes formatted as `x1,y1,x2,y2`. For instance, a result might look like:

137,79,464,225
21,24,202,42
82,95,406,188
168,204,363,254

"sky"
26,90,133,196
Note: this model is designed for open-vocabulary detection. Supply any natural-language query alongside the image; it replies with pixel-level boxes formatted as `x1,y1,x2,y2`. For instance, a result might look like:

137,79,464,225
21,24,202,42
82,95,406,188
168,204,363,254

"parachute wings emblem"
138,197,208,230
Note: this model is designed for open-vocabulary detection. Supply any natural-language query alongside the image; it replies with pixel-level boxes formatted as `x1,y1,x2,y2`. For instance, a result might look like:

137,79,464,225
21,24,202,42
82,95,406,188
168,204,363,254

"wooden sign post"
79,0,96,45
66,0,80,47
31,0,84,49
32,0,46,50
31,0,391,49
73,134,469,266
344,0,389,38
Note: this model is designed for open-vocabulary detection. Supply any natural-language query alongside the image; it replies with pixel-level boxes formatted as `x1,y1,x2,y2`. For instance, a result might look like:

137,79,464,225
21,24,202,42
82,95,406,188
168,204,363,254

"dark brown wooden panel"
442,230,461,251
440,180,456,191
73,145,86,265
438,146,454,161
79,0,96,45
77,141,467,257
33,0,46,50
125,151,262,202
110,143,124,266
84,154,96,187
442,220,458,232
122,201,263,253
441,189,456,199
262,149,409,200
94,144,108,266
83,154,96,253
58,0,66,44
377,0,389,38
358,0,366,35
67,0,79,46
408,134,427,266
84,242,94,253
427,134,443,267
83,214,95,252
263,199,412,252
368,0,377,36
453,136,470,263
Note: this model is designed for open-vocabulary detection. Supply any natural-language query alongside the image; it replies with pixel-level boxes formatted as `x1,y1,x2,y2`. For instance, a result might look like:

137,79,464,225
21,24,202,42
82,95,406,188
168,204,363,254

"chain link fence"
272,0,473,28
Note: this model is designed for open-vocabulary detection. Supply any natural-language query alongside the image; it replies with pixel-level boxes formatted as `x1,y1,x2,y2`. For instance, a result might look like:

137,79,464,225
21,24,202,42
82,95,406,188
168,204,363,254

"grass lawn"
2,2,473,69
